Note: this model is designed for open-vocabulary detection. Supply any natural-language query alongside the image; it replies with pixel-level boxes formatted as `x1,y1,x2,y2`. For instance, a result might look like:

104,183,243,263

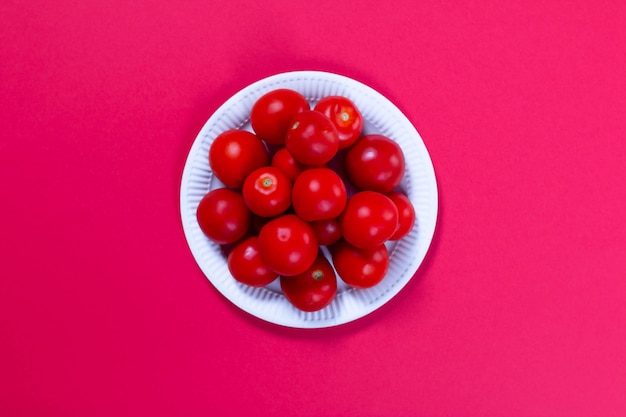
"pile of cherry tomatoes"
196,89,416,312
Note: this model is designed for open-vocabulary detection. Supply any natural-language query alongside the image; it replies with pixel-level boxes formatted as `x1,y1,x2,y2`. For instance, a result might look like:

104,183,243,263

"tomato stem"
312,270,324,280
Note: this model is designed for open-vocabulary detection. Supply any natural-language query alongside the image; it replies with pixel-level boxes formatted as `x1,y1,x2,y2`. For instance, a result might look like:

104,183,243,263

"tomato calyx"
312,269,324,280
335,107,356,128
256,175,276,192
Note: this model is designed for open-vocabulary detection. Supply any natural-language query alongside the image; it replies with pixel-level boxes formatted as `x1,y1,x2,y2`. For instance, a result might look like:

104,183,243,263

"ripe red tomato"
344,134,405,193
227,236,278,287
291,167,347,222
314,95,363,149
331,240,389,289
286,110,339,166
258,214,318,276
271,147,306,182
310,218,342,246
208,130,269,189
340,191,399,248
196,188,251,245
242,166,291,218
387,191,416,240
250,89,309,145
280,255,337,312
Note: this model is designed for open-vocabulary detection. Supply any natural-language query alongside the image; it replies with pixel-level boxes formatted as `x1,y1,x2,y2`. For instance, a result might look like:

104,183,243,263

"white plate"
180,71,438,328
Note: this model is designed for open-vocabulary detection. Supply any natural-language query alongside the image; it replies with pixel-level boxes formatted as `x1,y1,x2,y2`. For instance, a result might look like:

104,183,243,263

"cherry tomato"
292,167,347,222
286,110,339,166
242,166,291,218
314,95,363,149
227,236,278,287
344,134,405,193
271,147,306,182
250,89,310,145
196,188,251,245
280,255,337,312
208,130,269,189
340,191,399,248
310,218,342,246
332,240,389,289
387,191,416,240
258,214,318,276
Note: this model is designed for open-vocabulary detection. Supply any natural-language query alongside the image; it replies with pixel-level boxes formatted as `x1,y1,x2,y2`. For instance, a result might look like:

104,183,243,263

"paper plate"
180,71,438,328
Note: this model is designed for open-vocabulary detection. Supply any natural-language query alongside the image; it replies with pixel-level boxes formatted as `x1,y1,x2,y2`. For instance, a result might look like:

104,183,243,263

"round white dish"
180,71,438,328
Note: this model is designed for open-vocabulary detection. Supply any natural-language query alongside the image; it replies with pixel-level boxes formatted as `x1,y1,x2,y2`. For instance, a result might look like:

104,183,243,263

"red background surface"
2,1,625,416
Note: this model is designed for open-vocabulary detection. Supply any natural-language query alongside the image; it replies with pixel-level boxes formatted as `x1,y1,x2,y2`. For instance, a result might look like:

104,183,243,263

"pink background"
2,1,625,416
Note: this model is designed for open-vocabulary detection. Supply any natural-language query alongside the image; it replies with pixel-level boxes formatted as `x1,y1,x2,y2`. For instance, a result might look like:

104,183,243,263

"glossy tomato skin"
250,89,309,145
227,236,278,287
271,147,306,182
340,191,399,248
314,95,363,149
196,188,251,245
344,134,405,193
292,167,347,222
332,240,389,289
242,166,292,218
387,191,416,240
209,130,269,189
286,110,339,166
258,214,318,276
280,255,337,312
310,218,342,246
